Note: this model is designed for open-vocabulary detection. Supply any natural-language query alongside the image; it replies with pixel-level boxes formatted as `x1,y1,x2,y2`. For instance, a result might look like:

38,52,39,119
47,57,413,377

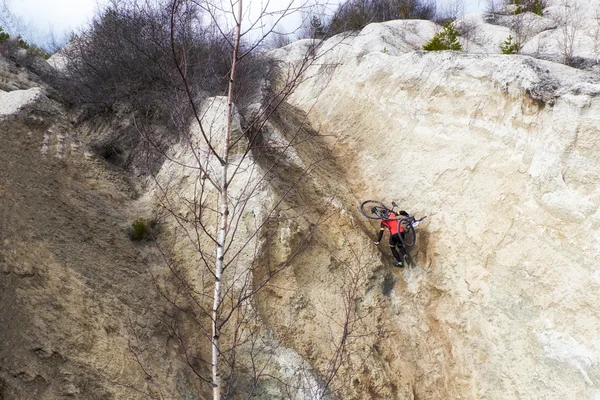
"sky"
4,0,486,47
5,0,105,42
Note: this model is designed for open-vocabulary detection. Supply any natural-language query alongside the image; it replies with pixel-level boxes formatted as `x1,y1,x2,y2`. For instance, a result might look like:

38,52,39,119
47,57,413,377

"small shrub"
16,37,51,59
529,0,546,16
507,0,546,16
500,35,521,54
422,22,462,51
0,28,9,44
486,0,546,16
129,218,156,241
305,15,327,39
512,0,525,14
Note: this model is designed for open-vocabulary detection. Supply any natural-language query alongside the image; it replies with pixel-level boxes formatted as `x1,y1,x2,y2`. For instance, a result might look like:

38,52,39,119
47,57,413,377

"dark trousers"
389,233,406,262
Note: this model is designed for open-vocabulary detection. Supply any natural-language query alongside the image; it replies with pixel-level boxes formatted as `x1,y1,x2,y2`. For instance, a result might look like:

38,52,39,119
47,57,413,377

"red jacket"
381,212,402,235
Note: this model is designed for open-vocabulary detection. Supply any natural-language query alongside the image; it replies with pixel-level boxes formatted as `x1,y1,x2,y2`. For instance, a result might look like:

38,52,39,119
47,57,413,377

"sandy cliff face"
273,21,600,399
0,59,205,399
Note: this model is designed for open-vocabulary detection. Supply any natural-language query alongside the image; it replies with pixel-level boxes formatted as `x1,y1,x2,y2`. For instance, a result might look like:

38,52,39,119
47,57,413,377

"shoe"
393,261,403,268
403,254,411,266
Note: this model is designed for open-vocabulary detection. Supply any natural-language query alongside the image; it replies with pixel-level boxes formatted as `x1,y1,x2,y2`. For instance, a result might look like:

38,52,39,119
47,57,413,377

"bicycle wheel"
359,200,388,220
399,219,416,247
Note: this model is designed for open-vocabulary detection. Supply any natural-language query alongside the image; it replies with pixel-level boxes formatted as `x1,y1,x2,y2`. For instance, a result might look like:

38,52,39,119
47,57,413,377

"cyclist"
373,207,411,267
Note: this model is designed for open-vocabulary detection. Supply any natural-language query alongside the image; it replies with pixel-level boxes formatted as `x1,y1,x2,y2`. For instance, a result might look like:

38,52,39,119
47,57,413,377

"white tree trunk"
212,0,243,398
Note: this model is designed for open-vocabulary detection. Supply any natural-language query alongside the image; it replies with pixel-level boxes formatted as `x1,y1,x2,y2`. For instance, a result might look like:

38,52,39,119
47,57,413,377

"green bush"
529,0,546,15
16,37,50,59
129,218,156,241
0,27,50,59
422,22,462,51
500,35,521,54
509,0,546,16
0,28,9,44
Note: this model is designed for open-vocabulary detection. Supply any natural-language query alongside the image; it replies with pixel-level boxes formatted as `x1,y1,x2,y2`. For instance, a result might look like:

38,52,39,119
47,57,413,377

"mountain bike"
359,200,427,247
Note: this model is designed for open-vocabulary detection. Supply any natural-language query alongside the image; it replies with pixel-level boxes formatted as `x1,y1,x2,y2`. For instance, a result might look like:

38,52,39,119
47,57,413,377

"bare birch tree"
436,0,464,22
153,0,359,398
485,0,500,14
589,5,600,64
556,0,582,66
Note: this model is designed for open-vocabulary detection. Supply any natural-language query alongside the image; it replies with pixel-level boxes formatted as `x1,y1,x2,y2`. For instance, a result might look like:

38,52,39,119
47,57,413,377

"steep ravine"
248,100,477,399
0,66,461,399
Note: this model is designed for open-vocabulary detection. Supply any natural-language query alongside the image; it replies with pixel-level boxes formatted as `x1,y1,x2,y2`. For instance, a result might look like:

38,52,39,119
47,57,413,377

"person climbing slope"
373,207,411,267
